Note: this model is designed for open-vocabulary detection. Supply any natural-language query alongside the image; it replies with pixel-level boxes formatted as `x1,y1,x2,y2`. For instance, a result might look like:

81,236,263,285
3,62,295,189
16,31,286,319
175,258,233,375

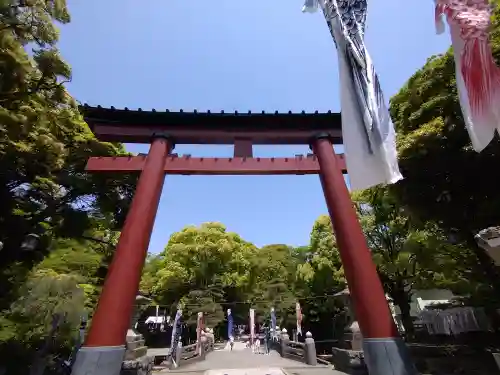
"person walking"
264,325,271,355
229,336,234,351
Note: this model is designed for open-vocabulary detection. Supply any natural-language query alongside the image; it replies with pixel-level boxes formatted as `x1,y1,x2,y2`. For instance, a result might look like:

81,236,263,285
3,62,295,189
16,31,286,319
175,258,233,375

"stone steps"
122,330,154,374
124,346,148,361
127,338,146,351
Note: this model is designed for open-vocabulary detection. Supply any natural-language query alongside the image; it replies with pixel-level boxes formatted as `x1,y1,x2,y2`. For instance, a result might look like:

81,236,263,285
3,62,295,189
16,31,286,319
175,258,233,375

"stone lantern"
122,294,154,374
20,233,40,251
334,288,363,351
331,288,367,374
127,294,151,340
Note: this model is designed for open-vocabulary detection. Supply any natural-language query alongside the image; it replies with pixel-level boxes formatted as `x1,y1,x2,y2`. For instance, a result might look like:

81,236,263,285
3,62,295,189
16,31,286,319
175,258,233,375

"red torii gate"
72,105,410,375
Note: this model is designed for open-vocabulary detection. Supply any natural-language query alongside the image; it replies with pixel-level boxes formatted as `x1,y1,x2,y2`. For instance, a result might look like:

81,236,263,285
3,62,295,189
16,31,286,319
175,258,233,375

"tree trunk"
392,292,414,340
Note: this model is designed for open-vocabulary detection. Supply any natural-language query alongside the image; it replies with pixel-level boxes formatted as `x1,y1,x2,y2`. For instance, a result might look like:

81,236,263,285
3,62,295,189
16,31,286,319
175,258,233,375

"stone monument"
331,288,367,375
121,295,154,375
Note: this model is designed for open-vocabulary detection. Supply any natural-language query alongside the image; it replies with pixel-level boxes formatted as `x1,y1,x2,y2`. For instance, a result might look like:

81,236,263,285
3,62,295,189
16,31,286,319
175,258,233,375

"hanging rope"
140,293,344,309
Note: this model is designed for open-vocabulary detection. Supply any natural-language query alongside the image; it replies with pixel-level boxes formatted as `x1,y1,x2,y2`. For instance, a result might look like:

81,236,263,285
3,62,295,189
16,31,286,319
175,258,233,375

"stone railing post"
175,341,182,366
304,331,317,365
200,335,208,360
281,328,289,357
207,328,214,352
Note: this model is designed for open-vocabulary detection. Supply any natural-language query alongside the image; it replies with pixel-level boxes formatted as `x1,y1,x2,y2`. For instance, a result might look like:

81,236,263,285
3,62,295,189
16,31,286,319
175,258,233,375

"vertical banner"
434,0,500,152
170,309,182,365
196,312,204,354
302,0,403,191
296,302,303,336
249,308,255,345
271,307,277,337
155,305,159,331
161,308,166,332
227,309,233,339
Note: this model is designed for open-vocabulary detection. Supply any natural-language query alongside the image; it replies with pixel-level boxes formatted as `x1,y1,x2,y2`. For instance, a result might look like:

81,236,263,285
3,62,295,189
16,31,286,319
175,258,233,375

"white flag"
249,308,255,344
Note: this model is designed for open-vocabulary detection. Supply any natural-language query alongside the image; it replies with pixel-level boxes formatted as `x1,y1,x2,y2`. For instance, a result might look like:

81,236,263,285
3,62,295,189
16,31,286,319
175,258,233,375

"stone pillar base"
122,356,153,375
331,347,367,375
71,346,125,375
363,338,418,375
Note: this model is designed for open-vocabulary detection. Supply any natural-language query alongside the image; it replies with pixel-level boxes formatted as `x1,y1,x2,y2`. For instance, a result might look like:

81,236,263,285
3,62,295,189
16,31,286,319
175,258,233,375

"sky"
59,0,450,253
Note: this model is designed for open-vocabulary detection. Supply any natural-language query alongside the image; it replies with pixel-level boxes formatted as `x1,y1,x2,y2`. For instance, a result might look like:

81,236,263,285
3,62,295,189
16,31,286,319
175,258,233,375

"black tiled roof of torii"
78,104,342,132
79,103,339,117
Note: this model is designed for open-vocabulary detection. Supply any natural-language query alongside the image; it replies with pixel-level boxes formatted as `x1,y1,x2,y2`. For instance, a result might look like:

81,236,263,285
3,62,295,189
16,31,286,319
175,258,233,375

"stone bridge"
155,342,348,375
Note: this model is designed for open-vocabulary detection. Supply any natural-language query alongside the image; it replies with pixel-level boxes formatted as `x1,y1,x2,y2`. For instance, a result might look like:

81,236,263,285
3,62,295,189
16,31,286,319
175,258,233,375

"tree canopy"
388,0,500,296
138,219,348,339
352,187,479,335
144,223,256,328
389,0,500,238
0,1,135,372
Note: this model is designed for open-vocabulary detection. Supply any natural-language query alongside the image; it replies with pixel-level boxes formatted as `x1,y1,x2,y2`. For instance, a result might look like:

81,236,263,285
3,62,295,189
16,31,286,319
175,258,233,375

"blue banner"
170,309,182,359
227,309,233,339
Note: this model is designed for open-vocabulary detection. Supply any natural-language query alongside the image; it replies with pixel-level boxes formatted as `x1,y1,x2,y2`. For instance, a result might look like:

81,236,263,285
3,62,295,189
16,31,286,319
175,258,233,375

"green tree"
0,0,136,307
389,0,500,293
352,187,472,336
34,234,119,307
0,1,138,369
149,223,256,328
180,288,224,328
0,271,85,343
296,215,345,339
0,271,86,374
246,244,298,326
139,253,164,297
0,232,120,370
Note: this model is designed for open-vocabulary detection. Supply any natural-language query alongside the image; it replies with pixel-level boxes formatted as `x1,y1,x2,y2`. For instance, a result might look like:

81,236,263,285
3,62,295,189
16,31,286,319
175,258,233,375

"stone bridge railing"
169,335,214,369
273,330,326,366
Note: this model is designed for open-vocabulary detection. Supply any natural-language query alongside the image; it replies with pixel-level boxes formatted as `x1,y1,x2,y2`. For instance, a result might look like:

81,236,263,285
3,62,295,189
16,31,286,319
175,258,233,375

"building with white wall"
388,289,455,333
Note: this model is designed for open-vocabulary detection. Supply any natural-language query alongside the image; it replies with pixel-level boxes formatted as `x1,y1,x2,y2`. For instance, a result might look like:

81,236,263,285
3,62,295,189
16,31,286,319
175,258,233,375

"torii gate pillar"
312,134,417,375
72,134,172,375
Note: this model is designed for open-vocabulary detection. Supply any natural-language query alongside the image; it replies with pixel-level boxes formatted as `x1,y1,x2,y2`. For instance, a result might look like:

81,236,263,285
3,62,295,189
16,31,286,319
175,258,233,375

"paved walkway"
222,341,247,351
158,347,347,375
